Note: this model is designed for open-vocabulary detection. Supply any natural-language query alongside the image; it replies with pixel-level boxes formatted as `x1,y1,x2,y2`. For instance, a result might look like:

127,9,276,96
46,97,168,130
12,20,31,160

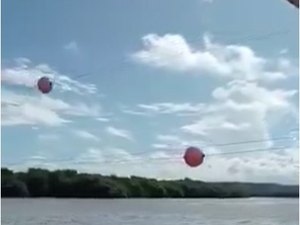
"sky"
1,0,299,184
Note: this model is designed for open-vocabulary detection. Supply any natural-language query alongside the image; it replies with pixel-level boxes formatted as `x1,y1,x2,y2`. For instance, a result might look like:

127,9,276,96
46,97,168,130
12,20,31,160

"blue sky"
1,0,299,184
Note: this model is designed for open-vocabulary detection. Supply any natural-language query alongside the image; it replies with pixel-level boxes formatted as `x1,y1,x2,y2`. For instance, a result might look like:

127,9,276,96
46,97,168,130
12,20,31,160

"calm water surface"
1,198,298,225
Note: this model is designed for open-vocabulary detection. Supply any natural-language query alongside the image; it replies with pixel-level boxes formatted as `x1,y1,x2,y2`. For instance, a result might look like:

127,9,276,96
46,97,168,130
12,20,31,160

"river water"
1,198,298,225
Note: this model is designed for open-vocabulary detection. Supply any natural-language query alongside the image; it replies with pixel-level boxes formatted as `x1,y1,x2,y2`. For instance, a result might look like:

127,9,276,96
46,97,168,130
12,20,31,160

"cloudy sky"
1,0,299,184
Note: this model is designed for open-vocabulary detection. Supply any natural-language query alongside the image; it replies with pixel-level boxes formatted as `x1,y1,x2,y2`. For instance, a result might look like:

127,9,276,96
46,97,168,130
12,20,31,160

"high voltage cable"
4,138,298,167
202,135,296,149
88,146,298,165
205,146,296,157
9,145,298,166
128,134,297,156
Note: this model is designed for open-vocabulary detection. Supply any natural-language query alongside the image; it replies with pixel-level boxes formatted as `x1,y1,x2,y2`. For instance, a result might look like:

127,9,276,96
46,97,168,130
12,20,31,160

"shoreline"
2,196,299,199
2,168,299,199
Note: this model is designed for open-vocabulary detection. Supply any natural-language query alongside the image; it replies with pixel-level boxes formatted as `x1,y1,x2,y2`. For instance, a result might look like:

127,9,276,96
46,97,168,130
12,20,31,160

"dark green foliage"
26,168,50,197
2,180,29,197
1,167,298,198
1,168,29,197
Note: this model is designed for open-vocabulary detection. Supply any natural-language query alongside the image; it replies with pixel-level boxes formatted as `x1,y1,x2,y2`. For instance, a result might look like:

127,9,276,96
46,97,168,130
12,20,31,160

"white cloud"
155,134,207,148
2,94,70,127
125,82,297,128
124,79,297,155
152,143,170,149
122,102,208,117
66,103,101,117
78,148,138,164
280,48,289,55
153,134,213,154
107,147,137,161
105,126,134,141
29,155,47,161
1,89,102,127
38,134,60,141
14,57,32,66
75,148,105,164
1,58,97,95
148,151,170,160
143,103,205,114
180,81,297,151
132,33,296,82
64,41,80,53
157,134,183,143
182,116,251,135
96,117,110,122
72,129,100,142
212,80,297,109
122,108,154,116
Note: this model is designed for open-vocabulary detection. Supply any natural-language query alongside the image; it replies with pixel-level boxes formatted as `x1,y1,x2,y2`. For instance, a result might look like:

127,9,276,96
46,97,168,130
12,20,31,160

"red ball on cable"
37,77,53,94
183,146,205,167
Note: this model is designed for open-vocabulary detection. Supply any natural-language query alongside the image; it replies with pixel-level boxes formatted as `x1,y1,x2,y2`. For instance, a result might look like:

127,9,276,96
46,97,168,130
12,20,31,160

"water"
1,198,298,225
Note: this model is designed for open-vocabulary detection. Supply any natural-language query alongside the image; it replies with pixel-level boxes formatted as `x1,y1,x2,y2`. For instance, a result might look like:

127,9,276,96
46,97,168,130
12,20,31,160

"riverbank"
2,168,299,198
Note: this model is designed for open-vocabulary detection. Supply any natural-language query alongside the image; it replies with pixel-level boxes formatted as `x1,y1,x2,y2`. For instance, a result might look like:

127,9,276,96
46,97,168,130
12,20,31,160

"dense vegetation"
1,168,298,198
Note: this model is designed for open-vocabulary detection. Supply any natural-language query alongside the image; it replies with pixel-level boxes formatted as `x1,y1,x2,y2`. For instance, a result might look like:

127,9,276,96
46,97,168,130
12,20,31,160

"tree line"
1,168,298,198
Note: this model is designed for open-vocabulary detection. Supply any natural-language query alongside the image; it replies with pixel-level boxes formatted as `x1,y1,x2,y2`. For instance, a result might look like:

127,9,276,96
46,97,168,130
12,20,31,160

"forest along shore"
1,168,299,198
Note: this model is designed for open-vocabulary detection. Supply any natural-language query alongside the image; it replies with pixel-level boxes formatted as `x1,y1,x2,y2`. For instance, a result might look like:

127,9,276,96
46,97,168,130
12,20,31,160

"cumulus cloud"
1,58,96,95
181,81,297,149
132,33,296,82
124,81,297,121
105,126,134,141
125,80,297,155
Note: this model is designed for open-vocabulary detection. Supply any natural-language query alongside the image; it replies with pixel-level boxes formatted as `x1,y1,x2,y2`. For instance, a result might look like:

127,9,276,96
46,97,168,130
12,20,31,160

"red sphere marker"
183,146,205,167
37,77,53,94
